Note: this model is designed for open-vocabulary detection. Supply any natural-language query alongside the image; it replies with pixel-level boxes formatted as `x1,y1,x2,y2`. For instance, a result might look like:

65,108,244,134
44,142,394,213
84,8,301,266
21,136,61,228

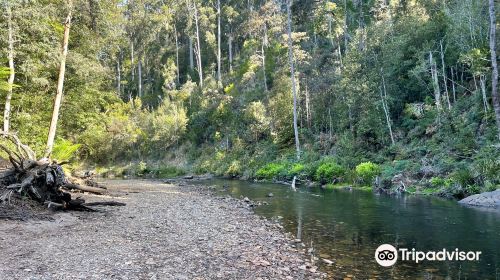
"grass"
324,183,372,191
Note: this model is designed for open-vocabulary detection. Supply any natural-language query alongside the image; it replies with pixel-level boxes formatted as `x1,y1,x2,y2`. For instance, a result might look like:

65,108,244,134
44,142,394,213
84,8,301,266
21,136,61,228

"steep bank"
0,179,323,279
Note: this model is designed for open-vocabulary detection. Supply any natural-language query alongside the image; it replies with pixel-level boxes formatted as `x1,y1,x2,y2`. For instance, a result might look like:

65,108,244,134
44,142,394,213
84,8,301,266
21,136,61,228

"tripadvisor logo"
374,244,481,267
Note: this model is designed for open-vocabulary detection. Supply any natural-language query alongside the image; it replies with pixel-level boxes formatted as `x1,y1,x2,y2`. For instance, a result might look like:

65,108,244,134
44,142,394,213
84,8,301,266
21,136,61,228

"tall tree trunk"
343,0,349,53
4,4,15,133
429,51,442,112
130,41,135,82
440,40,451,110
286,0,301,160
116,54,121,96
305,80,311,128
46,4,72,157
451,66,456,103
193,2,203,87
358,0,365,51
480,75,490,113
261,25,268,93
174,24,180,85
489,0,500,140
138,58,142,97
216,0,222,85
189,37,194,70
337,34,343,68
380,71,395,145
228,33,233,73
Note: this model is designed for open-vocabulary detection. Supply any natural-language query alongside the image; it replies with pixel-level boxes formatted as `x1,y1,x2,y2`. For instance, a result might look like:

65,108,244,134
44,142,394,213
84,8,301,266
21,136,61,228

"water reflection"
198,179,500,279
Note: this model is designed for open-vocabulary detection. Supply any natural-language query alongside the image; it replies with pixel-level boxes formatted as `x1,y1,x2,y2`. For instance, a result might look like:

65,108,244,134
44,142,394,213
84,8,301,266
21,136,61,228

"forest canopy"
1,0,499,196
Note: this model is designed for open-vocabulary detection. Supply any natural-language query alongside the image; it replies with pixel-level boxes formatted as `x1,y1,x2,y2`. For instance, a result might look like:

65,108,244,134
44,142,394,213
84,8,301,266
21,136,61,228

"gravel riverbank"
0,179,324,279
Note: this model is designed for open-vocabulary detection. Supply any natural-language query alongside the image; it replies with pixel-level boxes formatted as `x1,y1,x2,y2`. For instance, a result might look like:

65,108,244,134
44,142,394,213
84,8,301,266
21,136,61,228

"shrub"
136,161,148,176
226,160,242,177
255,162,287,180
154,165,186,178
289,163,304,176
429,177,453,187
355,162,381,185
315,161,345,184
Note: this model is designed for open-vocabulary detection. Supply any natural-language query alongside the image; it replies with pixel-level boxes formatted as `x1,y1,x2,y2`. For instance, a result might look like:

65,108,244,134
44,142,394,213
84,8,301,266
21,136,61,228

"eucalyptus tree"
3,2,15,133
489,0,500,140
286,0,300,159
46,0,73,157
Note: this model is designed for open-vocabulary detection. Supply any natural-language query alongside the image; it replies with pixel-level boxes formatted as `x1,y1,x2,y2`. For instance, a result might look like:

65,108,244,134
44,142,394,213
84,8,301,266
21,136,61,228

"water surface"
199,179,500,279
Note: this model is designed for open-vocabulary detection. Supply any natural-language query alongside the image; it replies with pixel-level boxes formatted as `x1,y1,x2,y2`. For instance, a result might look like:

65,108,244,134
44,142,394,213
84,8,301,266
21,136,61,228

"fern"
52,139,81,162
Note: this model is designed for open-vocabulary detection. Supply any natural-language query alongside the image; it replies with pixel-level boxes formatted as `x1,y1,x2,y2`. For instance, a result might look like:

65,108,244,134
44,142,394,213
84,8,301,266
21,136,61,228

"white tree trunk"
216,0,222,85
286,0,301,160
489,0,500,140
440,40,451,110
429,51,442,112
116,55,121,96
4,4,15,133
193,2,203,87
261,25,268,92
480,75,490,113
46,5,72,157
305,81,311,128
130,41,135,82
174,24,180,85
189,37,194,70
343,0,349,53
228,33,233,73
138,58,142,97
451,66,456,103
380,71,395,144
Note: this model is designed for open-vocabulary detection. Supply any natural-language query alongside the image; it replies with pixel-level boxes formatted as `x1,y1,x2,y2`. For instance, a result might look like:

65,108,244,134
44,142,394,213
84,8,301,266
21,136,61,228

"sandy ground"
0,179,324,280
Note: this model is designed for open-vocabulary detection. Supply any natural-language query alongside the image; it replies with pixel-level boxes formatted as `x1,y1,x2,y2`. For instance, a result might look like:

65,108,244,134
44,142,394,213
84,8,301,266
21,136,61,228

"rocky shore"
0,179,324,279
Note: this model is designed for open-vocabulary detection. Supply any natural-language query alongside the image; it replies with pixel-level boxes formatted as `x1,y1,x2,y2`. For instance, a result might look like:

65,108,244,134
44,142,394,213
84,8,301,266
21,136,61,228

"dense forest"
1,0,499,197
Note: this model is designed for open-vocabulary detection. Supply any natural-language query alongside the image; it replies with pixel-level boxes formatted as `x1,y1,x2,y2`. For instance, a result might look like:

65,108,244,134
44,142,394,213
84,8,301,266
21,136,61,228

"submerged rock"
459,190,500,208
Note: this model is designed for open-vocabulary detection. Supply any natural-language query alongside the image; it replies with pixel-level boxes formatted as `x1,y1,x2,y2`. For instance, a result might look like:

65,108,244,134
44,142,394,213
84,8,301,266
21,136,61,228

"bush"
153,165,186,178
255,162,287,180
315,161,345,184
225,160,242,177
289,163,304,176
355,162,381,185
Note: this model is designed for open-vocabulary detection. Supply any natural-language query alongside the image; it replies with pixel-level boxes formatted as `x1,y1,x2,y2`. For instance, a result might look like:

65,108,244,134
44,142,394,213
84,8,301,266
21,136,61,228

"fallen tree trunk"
63,183,106,194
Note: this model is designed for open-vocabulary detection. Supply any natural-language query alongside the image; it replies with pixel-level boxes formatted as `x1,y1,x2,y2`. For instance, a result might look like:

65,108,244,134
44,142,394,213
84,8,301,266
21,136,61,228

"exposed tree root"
0,132,125,214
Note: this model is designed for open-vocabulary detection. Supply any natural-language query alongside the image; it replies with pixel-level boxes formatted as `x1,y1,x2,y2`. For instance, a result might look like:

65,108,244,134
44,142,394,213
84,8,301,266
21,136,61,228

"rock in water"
459,190,500,208
243,197,250,202
267,193,274,197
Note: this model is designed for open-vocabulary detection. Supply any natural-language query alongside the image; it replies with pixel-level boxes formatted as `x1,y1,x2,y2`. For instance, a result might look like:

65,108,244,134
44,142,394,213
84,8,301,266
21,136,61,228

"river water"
197,179,500,279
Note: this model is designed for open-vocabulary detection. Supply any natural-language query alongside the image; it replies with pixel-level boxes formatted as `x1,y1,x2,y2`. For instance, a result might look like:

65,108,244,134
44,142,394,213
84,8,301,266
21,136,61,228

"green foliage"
429,177,453,188
315,160,345,184
355,162,381,185
289,163,304,176
226,160,242,177
255,162,287,180
52,139,81,162
3,0,499,197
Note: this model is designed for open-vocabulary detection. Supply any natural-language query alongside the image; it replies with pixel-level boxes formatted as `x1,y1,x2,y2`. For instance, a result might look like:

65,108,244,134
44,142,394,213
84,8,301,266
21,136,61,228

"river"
196,179,500,279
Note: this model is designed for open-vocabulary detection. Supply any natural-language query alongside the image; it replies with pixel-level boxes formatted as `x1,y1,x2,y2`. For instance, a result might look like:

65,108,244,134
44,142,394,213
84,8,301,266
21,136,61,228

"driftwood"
0,132,124,212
